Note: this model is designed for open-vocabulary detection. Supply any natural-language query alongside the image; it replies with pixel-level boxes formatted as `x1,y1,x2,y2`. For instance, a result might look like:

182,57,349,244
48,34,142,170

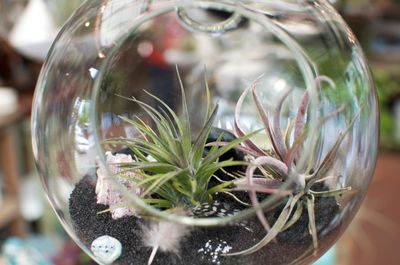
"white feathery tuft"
142,216,191,265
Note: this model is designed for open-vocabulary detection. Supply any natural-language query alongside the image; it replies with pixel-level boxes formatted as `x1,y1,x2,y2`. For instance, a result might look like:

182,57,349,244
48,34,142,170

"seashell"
95,151,142,219
91,235,122,264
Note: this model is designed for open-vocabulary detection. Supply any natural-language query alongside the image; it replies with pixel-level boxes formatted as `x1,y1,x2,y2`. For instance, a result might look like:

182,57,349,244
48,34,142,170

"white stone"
91,235,122,264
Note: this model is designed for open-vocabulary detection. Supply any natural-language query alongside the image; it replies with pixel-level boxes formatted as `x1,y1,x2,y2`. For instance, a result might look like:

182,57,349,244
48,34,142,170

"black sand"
69,175,340,265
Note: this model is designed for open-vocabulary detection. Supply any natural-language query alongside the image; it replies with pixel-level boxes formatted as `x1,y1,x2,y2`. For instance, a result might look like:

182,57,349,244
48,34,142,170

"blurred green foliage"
373,69,400,150
46,0,82,27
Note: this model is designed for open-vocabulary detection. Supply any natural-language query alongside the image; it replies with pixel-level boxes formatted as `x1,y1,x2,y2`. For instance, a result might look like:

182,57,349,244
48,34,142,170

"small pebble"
91,235,122,264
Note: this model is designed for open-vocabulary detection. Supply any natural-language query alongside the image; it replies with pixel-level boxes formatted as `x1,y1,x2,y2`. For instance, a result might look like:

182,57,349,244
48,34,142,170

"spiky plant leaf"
306,194,318,249
307,109,360,190
143,199,174,209
272,88,294,159
293,91,310,144
251,83,279,157
202,129,263,166
284,127,308,167
282,201,304,232
244,155,289,231
118,162,179,173
309,186,352,197
190,104,218,167
225,192,303,256
234,82,266,156
176,66,191,145
284,119,295,150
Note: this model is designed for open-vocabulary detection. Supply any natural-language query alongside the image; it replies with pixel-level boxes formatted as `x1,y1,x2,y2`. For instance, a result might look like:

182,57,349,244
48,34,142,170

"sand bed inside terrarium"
69,175,341,265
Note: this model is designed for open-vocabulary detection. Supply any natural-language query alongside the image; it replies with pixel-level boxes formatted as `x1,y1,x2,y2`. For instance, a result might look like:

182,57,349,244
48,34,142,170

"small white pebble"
91,235,122,264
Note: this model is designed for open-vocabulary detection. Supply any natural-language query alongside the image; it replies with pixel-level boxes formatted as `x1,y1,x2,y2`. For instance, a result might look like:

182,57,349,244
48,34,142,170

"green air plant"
103,69,251,212
227,76,358,256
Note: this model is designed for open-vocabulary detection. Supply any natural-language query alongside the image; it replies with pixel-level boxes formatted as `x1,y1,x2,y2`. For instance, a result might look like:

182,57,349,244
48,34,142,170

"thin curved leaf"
293,91,309,145
306,194,318,249
190,104,219,166
245,156,289,231
225,192,303,256
234,82,266,155
252,83,279,157
118,162,179,173
273,88,294,160
309,186,352,197
202,129,263,166
175,65,191,144
141,168,189,197
282,200,304,232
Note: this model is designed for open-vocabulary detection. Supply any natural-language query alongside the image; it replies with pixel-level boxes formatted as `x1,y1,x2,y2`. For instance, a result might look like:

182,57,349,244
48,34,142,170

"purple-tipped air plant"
227,76,358,256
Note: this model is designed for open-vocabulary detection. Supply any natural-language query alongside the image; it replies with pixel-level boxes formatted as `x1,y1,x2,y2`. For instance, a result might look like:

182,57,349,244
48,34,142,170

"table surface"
337,152,400,265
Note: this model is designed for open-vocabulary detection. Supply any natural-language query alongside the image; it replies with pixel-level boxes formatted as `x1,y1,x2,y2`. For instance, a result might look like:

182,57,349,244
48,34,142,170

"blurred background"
0,0,399,264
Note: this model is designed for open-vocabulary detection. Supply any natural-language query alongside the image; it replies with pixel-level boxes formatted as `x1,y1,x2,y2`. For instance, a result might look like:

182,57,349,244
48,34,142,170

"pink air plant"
227,76,356,256
96,151,143,219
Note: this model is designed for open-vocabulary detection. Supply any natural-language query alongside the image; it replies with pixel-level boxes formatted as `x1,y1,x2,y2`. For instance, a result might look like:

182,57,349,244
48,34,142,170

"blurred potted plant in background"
374,70,400,151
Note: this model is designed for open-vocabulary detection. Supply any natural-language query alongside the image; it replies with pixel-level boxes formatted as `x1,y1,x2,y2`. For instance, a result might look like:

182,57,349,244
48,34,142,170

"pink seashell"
95,152,143,219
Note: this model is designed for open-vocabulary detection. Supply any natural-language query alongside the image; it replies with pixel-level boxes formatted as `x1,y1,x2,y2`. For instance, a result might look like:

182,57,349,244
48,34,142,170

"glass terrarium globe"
32,1,379,264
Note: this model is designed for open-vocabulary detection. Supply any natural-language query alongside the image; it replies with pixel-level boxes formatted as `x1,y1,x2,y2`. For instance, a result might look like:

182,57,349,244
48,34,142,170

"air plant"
102,68,252,213
227,76,358,256
99,69,257,264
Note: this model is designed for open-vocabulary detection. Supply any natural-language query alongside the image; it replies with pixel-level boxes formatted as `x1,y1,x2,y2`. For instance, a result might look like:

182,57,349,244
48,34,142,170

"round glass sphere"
32,1,379,264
